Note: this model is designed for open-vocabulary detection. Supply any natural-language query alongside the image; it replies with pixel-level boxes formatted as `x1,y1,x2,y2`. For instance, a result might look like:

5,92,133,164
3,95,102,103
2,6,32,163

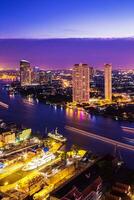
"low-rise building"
50,165,103,200
1,131,15,145
18,128,32,141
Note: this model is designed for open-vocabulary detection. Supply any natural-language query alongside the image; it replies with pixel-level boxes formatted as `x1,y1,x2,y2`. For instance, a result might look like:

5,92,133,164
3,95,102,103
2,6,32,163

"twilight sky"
0,38,134,69
1,0,134,38
0,0,134,69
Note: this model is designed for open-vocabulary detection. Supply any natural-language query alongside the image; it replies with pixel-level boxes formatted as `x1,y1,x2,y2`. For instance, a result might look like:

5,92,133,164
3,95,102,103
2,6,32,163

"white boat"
22,153,55,171
48,128,67,142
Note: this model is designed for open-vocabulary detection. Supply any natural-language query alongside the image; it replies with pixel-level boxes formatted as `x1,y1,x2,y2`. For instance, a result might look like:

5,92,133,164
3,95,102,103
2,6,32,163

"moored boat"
48,128,67,142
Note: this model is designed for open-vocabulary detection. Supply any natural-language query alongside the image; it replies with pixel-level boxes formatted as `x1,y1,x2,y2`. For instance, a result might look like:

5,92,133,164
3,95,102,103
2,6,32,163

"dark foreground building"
50,165,103,200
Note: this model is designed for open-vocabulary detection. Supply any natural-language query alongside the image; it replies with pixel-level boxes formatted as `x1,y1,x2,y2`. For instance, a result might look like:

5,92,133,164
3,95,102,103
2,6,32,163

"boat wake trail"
65,126,134,151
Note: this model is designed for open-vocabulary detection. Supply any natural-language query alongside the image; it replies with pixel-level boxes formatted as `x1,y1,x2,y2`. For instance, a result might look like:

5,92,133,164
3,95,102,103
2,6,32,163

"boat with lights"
48,128,67,142
22,153,55,171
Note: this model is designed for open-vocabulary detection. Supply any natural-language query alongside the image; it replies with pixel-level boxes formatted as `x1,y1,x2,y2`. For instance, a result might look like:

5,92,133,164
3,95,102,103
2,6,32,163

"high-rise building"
104,64,112,101
45,71,52,84
31,66,40,84
39,70,52,85
20,60,32,86
72,63,90,103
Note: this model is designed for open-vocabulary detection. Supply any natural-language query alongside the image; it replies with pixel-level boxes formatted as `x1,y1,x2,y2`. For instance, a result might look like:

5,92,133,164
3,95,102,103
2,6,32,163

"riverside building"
72,63,90,103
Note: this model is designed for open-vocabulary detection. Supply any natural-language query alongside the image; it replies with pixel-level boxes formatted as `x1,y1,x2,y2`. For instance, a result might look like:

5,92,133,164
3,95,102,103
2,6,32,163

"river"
0,83,134,169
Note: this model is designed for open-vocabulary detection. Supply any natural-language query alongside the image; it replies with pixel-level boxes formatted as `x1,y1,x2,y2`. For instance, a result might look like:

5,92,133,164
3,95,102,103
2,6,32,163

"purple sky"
0,38,134,69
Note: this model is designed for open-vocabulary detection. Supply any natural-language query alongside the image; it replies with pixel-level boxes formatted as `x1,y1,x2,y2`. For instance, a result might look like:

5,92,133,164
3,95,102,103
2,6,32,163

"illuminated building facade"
19,128,32,141
39,70,52,85
104,64,112,101
20,60,32,86
31,66,40,85
45,71,52,84
72,63,90,103
1,131,15,145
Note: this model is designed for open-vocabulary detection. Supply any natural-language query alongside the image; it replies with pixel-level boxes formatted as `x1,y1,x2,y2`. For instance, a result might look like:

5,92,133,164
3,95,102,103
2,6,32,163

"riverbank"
85,103,134,122
7,82,134,123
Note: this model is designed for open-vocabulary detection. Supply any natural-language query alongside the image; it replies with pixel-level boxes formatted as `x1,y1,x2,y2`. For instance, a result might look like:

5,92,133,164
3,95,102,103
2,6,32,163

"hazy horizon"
0,38,134,70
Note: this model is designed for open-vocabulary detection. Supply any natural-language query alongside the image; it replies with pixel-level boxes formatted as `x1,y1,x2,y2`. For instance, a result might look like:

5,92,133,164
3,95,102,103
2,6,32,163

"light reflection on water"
0,83,134,169
66,108,90,121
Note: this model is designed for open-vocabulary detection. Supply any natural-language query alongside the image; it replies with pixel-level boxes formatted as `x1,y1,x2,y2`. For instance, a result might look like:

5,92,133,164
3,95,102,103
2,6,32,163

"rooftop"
51,164,101,199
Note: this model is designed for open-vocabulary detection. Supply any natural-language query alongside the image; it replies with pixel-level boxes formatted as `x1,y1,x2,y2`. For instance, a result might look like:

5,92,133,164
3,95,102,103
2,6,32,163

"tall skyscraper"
72,63,90,103
31,66,40,85
20,60,32,86
104,64,112,101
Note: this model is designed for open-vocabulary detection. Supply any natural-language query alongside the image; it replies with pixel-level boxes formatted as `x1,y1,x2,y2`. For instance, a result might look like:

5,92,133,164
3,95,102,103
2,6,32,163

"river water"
0,83,134,169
